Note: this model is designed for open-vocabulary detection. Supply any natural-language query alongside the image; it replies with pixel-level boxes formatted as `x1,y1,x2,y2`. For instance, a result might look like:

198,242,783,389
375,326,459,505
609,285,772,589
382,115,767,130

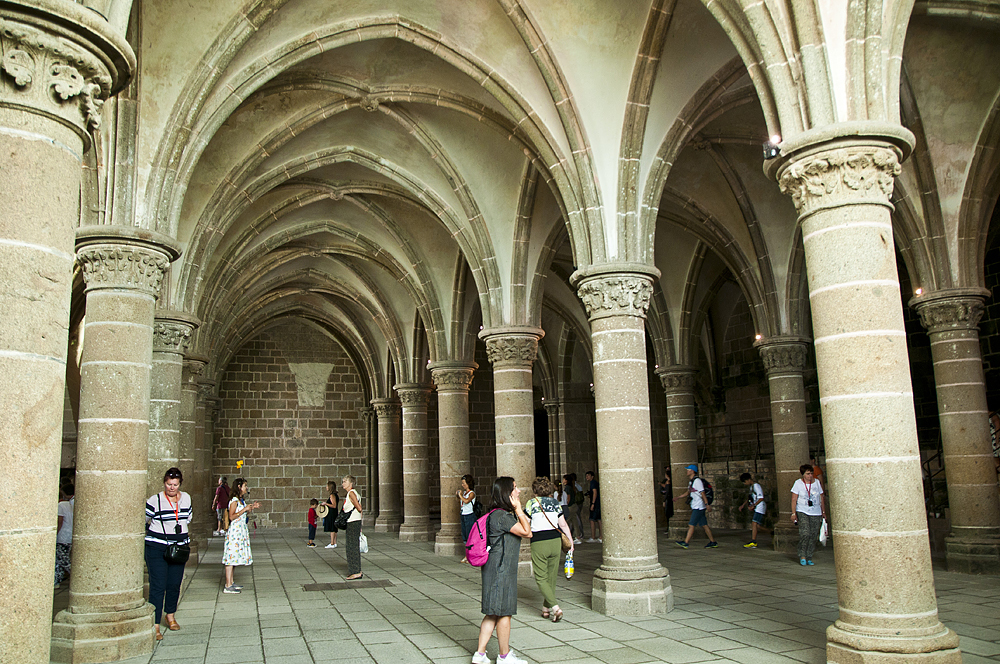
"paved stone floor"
54,528,1000,663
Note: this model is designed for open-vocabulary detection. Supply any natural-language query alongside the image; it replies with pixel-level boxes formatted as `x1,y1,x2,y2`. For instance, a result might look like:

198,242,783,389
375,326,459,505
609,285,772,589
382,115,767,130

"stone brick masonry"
215,321,367,528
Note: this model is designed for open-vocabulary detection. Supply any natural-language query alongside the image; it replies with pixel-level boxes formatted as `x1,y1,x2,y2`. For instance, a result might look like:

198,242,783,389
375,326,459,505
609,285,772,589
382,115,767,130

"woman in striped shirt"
144,467,192,641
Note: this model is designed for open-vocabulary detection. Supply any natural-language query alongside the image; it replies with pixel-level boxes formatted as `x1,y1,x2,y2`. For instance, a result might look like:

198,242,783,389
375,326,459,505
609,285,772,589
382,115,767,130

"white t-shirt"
689,478,706,510
460,490,475,515
57,498,74,544
749,483,766,515
791,479,824,516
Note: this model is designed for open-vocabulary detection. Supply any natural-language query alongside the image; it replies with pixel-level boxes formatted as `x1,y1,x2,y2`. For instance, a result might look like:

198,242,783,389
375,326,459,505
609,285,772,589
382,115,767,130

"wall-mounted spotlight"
915,288,923,296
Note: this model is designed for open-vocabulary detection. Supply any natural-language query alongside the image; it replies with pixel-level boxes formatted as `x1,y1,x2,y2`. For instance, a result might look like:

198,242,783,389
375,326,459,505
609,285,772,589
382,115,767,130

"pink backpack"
466,509,500,567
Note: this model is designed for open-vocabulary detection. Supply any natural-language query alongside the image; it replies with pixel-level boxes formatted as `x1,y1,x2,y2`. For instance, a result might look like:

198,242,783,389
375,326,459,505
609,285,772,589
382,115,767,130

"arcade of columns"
2,3,1000,664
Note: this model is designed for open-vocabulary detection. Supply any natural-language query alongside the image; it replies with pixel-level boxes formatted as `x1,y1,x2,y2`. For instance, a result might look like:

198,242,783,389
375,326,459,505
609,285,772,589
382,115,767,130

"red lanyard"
805,481,813,499
165,492,180,524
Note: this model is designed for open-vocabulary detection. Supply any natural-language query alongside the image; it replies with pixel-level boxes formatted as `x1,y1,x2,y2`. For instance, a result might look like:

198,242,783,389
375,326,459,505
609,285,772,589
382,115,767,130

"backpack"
466,509,500,567
472,497,484,519
573,485,584,505
690,476,715,505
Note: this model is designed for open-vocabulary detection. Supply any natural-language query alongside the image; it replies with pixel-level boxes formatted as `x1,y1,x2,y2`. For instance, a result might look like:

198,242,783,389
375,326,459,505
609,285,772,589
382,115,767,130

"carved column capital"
76,227,180,298
430,362,476,392
361,406,375,424
911,289,990,334
0,3,134,145
481,331,540,367
656,366,698,394
394,383,432,407
755,337,811,376
153,311,200,354
182,354,208,387
197,379,216,403
777,144,902,216
371,398,401,419
574,271,656,321
543,401,560,415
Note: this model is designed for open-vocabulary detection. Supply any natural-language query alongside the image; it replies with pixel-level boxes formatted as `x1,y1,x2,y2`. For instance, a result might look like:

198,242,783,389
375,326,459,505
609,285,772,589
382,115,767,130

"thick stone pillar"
361,407,377,528
0,5,132,663
575,267,672,616
372,398,402,532
179,355,205,558
775,129,959,662
430,362,476,556
203,394,220,539
148,314,197,500
913,288,1000,574
195,380,215,550
51,228,179,663
396,383,433,541
545,401,562,479
481,328,541,577
656,366,698,540
755,338,811,552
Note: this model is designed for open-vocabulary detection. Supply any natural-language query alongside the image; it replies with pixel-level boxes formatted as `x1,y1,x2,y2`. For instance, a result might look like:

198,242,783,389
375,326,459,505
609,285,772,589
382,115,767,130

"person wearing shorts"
739,472,768,548
673,465,717,549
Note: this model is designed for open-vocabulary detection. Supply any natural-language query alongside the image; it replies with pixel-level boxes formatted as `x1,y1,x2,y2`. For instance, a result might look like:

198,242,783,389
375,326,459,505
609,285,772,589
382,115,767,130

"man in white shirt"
673,465,717,549
739,472,768,548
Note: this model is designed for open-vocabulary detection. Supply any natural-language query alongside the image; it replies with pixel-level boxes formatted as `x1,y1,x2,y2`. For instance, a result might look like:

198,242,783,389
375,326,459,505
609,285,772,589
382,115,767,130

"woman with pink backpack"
471,477,531,664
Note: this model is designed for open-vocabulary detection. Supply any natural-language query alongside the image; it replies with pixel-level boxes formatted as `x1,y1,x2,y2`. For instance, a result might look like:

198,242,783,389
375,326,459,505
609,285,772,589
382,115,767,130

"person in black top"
585,470,602,542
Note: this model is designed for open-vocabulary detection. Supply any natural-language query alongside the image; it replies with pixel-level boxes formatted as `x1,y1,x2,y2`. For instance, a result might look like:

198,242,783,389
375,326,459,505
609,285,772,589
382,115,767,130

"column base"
374,514,402,533
592,565,673,616
827,622,960,664
435,531,464,557
945,535,1000,575
51,603,154,664
772,524,799,553
362,514,376,529
517,541,533,578
398,521,432,542
668,524,690,541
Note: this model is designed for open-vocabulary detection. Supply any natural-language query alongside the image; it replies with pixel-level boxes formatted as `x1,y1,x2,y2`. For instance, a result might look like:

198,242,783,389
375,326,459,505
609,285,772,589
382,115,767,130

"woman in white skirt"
222,477,259,593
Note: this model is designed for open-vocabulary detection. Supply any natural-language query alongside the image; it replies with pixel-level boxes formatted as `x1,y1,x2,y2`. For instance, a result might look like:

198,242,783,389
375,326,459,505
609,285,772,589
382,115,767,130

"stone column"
656,366,698,540
0,5,132,662
545,401,562,479
396,383,433,541
148,314,197,499
372,398,402,532
361,407,377,528
913,288,1000,574
195,380,216,549
203,395,221,539
481,328,541,577
179,355,205,558
755,337,811,552
775,131,959,662
430,362,476,556
51,228,179,663
575,267,672,616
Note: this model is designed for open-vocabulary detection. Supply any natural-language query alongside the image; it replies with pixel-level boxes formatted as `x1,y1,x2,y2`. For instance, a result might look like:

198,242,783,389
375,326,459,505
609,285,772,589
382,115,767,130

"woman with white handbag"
340,475,364,579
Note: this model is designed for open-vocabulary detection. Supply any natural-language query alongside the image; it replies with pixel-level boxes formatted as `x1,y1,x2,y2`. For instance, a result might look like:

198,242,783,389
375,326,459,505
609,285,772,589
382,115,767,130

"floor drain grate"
303,579,394,591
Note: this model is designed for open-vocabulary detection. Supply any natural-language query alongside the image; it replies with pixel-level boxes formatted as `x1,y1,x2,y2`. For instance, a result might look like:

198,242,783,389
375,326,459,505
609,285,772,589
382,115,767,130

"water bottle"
564,551,574,579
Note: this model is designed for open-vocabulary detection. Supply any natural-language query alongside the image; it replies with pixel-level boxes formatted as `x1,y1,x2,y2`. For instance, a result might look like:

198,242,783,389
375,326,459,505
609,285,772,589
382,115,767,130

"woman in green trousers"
525,477,575,622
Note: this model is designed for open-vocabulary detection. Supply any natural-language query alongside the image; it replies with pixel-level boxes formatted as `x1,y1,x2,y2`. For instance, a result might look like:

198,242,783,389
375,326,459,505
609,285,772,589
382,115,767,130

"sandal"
551,606,563,622
541,609,549,619
167,619,180,631
154,628,163,641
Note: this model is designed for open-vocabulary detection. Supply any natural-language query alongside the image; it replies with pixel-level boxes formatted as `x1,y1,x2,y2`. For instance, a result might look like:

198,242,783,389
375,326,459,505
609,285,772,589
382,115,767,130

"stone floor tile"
262,636,310,657
711,646,804,663
682,635,749,652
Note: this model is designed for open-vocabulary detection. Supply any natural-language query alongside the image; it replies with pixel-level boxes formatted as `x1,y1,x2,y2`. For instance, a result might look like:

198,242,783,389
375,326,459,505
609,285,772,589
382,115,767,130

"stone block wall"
214,320,368,528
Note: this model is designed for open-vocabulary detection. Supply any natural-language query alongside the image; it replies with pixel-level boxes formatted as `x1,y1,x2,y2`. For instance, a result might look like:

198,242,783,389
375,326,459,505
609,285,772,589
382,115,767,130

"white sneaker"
573,538,582,544
332,543,338,548
212,530,219,536
471,652,491,664
223,585,240,594
325,544,335,549
586,538,598,543
497,650,528,664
